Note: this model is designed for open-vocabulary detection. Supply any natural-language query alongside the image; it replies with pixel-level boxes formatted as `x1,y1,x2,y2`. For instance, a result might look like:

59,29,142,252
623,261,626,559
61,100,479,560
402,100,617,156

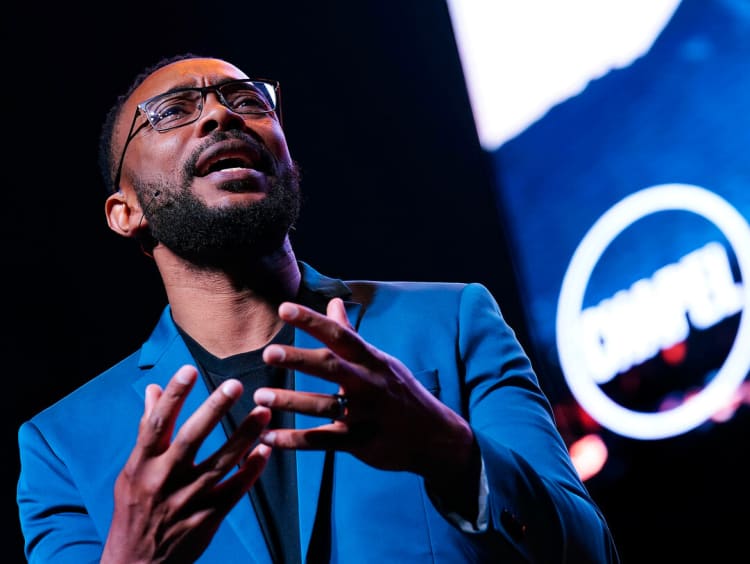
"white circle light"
557,184,750,439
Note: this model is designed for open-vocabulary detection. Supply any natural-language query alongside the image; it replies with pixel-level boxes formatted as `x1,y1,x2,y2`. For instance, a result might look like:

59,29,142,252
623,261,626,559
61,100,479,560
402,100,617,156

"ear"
105,190,146,238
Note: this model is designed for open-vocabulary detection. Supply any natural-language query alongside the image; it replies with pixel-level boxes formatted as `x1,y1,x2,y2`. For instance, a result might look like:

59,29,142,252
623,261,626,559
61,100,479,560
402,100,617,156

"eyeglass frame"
111,77,282,193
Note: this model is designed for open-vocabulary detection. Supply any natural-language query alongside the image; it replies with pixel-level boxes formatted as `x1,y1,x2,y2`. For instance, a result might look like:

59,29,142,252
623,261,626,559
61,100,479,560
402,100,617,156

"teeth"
207,165,250,174
203,154,257,174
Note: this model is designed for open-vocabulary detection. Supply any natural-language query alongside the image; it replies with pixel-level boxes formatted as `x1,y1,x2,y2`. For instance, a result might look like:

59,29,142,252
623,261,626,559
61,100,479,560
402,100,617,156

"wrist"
420,416,478,486
423,425,482,522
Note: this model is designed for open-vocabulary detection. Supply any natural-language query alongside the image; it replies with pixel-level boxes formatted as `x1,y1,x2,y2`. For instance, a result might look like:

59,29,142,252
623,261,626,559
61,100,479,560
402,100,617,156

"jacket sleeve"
457,282,620,563
17,420,103,564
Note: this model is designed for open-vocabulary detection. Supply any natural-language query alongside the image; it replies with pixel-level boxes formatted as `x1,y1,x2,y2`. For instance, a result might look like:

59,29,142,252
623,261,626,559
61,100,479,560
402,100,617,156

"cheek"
262,121,294,165
130,135,184,181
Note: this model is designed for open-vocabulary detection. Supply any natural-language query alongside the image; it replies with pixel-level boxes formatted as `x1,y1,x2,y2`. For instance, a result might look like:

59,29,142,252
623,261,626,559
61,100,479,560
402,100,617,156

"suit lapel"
131,341,273,564
295,299,361,563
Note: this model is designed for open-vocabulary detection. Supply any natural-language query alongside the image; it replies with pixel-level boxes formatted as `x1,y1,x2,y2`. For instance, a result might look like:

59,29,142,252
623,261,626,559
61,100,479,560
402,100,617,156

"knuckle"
119,462,140,483
320,349,340,372
138,412,168,443
329,323,348,342
365,350,395,374
145,412,168,433
118,464,164,497
195,467,224,489
206,390,230,412
171,431,194,451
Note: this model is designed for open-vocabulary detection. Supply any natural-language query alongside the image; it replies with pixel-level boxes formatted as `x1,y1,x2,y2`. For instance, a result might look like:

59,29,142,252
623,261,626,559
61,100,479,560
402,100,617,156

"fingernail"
221,380,241,398
264,345,285,362
254,389,275,405
257,444,272,458
279,302,299,320
261,431,276,445
176,366,195,384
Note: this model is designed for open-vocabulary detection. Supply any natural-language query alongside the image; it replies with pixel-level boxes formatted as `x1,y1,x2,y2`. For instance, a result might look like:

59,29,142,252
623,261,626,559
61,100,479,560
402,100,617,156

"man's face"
114,58,300,264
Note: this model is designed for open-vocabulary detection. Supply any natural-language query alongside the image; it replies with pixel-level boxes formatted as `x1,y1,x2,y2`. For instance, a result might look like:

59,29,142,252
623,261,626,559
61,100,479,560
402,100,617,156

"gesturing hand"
254,298,476,485
102,365,272,564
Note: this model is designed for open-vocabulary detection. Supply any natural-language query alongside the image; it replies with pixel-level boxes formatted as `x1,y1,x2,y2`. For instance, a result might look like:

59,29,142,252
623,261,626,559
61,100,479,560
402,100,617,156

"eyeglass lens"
143,81,277,132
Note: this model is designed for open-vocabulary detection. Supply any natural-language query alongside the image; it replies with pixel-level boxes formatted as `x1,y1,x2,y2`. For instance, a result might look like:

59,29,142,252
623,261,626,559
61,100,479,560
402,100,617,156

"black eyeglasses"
112,78,281,192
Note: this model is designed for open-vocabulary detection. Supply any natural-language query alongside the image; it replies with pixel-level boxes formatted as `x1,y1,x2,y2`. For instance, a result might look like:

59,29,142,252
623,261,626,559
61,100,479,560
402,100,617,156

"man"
17,54,620,563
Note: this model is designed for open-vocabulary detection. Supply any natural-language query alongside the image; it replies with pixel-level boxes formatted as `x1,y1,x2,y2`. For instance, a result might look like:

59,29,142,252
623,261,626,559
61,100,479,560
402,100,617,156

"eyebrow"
151,77,252,99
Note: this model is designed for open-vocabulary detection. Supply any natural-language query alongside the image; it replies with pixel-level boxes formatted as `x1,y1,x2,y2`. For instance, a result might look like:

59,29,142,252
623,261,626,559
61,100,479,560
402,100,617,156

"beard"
134,159,301,268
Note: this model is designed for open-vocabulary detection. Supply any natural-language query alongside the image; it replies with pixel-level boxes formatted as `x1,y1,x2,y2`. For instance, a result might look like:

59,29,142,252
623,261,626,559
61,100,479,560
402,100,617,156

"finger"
277,302,372,364
137,365,198,454
168,378,244,463
262,344,357,388
184,442,273,527
326,297,352,328
260,424,348,450
254,388,348,420
260,423,375,451
144,383,163,416
212,442,272,512
196,406,272,477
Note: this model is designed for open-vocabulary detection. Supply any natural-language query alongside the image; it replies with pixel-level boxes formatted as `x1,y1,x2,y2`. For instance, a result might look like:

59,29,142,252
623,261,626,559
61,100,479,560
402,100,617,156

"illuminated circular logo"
556,184,750,439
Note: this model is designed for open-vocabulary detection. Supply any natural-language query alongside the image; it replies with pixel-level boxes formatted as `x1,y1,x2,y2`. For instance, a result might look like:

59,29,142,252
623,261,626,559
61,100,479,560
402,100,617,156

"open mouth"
206,157,254,173
195,140,274,178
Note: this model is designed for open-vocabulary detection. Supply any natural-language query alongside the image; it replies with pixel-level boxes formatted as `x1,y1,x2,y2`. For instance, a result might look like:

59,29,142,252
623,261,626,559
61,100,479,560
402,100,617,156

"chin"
213,190,268,208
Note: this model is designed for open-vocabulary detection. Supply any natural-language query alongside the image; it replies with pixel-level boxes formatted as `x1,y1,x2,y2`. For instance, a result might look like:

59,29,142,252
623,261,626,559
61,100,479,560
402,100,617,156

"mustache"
185,130,278,177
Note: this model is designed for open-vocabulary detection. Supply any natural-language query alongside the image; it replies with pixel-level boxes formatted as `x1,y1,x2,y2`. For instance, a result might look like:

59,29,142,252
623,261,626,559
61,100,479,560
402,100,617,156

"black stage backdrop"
5,2,747,562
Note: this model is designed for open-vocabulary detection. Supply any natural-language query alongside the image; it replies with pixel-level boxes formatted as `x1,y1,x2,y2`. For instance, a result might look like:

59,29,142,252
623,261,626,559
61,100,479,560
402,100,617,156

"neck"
153,238,301,358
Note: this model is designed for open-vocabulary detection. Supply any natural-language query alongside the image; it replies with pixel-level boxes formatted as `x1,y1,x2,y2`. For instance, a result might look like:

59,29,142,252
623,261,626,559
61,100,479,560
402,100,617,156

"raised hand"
254,298,476,486
102,365,272,564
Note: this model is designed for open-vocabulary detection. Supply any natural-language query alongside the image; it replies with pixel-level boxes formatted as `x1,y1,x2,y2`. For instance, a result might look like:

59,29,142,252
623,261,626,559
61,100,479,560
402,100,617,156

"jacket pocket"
412,369,440,397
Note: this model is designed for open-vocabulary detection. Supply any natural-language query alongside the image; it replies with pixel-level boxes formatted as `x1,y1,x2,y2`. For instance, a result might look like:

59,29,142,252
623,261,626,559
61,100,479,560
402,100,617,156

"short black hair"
97,53,207,195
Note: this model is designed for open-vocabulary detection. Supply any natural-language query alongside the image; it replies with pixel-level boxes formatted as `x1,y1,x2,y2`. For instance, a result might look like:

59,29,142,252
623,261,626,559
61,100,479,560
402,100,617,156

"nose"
197,90,245,133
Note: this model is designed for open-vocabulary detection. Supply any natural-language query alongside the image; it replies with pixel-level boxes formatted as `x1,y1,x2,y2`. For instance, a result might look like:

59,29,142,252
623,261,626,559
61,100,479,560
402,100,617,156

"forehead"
130,58,250,108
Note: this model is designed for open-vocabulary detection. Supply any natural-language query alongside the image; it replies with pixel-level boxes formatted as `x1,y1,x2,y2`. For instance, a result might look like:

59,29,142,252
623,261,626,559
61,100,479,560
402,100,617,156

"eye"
147,92,201,127
223,85,274,113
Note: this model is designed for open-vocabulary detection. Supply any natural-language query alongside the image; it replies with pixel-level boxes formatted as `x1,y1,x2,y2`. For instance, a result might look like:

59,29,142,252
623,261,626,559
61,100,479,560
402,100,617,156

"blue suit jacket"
18,263,619,563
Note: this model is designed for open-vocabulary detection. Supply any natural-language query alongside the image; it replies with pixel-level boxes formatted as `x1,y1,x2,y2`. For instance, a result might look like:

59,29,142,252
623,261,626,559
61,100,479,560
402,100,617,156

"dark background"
5,2,747,562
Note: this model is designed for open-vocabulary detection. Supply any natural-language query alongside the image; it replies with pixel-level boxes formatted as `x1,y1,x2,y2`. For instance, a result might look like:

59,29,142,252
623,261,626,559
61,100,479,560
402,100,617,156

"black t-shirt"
179,323,301,564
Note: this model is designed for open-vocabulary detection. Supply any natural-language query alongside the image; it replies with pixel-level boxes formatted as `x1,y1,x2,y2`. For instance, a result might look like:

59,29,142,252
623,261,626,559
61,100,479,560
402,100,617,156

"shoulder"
347,278,496,308
22,350,142,435
300,262,499,310
344,279,503,336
